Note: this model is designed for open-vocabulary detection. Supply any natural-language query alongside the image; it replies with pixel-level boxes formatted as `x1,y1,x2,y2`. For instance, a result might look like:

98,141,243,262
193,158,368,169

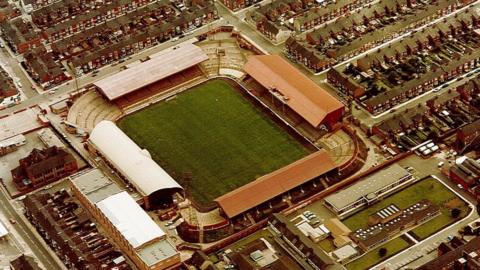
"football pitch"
118,79,312,208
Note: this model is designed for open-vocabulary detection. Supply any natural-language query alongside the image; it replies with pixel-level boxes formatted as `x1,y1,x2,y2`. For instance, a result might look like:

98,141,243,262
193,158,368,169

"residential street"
0,187,64,270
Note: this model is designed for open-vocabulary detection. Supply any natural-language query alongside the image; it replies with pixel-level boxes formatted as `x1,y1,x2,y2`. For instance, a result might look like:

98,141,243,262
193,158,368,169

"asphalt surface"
0,187,63,270
0,1,479,269
370,154,480,269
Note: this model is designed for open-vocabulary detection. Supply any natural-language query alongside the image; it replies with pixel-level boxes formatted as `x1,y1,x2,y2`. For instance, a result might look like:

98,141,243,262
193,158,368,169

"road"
369,154,480,269
0,17,227,116
352,67,480,127
372,176,479,269
0,187,63,270
0,1,478,268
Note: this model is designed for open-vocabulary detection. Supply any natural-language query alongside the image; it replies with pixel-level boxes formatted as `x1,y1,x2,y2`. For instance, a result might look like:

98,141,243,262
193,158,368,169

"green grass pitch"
117,79,311,207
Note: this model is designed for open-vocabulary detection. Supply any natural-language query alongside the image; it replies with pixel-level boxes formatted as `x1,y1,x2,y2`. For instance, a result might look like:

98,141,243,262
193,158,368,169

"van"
437,161,444,167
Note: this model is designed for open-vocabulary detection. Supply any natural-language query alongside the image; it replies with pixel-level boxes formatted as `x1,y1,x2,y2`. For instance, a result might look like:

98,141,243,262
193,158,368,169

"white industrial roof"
324,164,411,210
0,134,25,147
0,220,8,238
94,43,208,100
332,245,358,261
0,108,43,141
70,169,123,204
89,121,182,196
96,191,165,248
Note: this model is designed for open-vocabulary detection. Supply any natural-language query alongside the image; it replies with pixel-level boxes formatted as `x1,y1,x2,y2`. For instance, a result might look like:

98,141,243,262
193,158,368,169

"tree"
378,247,388,257
463,226,473,236
451,208,461,219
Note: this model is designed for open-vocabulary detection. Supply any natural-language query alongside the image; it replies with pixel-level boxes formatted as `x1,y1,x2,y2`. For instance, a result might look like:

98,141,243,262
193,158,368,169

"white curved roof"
89,121,182,196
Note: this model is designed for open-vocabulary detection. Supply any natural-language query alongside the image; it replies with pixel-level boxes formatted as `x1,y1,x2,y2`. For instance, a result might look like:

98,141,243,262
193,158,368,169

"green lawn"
346,237,410,270
118,79,311,207
342,177,469,239
318,237,336,253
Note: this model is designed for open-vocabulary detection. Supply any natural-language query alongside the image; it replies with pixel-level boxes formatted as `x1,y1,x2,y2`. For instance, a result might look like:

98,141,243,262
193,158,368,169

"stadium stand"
114,66,205,109
243,55,344,131
215,150,338,219
66,91,121,132
199,39,253,77
94,44,208,101
88,121,183,210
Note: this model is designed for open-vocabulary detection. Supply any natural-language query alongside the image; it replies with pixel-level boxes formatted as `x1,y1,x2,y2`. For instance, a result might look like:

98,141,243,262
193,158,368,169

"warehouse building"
324,164,415,218
70,169,180,270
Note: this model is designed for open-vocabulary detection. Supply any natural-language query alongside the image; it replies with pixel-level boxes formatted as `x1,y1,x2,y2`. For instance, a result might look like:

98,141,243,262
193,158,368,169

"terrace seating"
113,66,205,109
318,129,356,166
67,91,122,132
198,39,252,78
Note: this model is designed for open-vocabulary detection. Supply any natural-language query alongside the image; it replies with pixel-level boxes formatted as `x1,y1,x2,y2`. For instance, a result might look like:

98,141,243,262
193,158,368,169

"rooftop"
0,219,7,238
243,55,344,128
70,169,123,204
215,150,337,218
71,170,178,267
89,121,182,197
94,43,208,100
324,164,412,211
0,108,43,141
96,191,165,247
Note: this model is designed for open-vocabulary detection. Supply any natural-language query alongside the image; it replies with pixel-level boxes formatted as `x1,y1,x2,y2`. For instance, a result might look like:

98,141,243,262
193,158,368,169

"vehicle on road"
9,218,16,224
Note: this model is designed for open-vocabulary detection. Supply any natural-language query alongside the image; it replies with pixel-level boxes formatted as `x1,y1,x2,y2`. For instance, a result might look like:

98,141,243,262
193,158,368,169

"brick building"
449,157,480,193
418,237,480,270
456,119,480,153
327,7,480,115
0,18,41,54
11,146,78,191
70,169,180,270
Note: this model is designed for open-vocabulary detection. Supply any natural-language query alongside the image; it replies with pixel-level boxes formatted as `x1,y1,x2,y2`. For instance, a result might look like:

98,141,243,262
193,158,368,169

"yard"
345,237,410,270
118,79,311,208
342,177,469,240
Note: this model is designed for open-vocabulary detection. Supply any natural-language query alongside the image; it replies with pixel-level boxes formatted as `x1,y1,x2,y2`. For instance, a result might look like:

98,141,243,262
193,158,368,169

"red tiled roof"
243,55,344,127
215,150,337,218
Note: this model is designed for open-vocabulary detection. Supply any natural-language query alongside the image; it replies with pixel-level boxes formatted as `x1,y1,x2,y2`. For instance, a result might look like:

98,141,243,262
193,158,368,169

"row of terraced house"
246,0,373,43
327,7,480,115
0,0,218,88
286,0,473,73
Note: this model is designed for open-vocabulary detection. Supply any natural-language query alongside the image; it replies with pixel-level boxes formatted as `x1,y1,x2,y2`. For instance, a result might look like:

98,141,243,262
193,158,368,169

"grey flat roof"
70,169,123,204
137,239,178,267
324,164,411,210
71,169,178,266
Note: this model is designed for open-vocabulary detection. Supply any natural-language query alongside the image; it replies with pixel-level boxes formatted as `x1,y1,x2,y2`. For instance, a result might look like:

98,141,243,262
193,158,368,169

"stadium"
65,30,364,242
116,78,315,209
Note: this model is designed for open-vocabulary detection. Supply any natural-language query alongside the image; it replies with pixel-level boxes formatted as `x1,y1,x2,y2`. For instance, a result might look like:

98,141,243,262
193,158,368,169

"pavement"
369,154,480,270
0,186,64,270
0,1,477,268
352,67,480,127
